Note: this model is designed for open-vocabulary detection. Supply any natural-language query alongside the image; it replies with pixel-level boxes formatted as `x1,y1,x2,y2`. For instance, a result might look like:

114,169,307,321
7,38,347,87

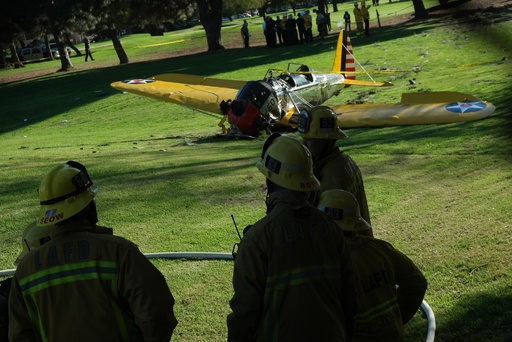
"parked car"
42,43,71,58
16,47,44,61
50,43,71,55
41,45,58,58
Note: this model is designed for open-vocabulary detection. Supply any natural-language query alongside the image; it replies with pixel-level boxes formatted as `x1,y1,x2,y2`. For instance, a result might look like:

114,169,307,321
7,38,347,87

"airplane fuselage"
275,73,346,114
226,69,347,135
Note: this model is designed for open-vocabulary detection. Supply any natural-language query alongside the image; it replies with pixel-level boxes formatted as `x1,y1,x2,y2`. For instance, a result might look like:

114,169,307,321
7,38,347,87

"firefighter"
1,221,54,341
353,2,364,37
298,105,373,236
361,2,372,36
9,161,177,342
227,134,357,341
318,190,427,341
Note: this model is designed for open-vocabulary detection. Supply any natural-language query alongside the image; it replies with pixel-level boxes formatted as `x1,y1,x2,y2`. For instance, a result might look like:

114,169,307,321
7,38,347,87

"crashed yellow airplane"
111,30,495,137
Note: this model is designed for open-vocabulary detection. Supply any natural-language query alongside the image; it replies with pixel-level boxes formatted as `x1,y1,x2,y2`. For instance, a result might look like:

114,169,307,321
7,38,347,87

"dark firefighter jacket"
347,235,427,342
227,191,357,342
9,220,177,342
310,146,371,226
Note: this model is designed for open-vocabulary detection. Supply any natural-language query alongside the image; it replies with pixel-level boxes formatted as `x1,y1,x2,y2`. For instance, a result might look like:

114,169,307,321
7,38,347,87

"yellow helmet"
14,221,54,266
37,161,98,226
317,189,371,231
257,134,320,192
297,106,348,140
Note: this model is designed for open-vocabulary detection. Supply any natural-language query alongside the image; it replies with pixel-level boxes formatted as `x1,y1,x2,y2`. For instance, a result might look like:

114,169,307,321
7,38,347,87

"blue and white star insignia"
122,79,156,85
445,101,487,113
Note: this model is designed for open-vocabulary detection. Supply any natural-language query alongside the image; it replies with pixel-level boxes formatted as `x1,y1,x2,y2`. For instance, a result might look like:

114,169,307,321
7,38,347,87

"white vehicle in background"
38,43,72,58
16,47,44,61
45,43,72,58
48,43,60,57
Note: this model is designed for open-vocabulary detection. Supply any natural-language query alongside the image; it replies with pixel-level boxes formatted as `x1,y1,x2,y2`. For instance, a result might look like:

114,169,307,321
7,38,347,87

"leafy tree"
131,0,192,36
37,0,102,70
92,0,191,64
0,0,40,68
0,22,23,68
7,0,106,71
223,0,262,18
91,0,131,64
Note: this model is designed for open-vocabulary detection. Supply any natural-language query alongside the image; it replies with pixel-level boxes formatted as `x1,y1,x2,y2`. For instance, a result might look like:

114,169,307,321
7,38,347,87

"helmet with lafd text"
317,189,371,231
297,106,348,140
14,221,54,266
256,134,320,192
37,161,98,226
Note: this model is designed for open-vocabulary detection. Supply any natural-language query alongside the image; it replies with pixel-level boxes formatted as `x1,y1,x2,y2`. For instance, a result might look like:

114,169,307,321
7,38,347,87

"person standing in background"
361,2,372,36
353,2,364,37
344,11,352,32
241,20,250,48
303,10,313,43
83,35,94,61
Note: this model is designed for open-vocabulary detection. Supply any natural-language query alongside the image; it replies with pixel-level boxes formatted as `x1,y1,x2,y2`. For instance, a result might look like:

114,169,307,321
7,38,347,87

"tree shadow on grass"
402,285,512,342
434,286,512,342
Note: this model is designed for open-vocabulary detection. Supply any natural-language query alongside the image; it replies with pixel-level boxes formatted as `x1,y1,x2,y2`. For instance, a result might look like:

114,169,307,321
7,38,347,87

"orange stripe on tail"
344,33,355,87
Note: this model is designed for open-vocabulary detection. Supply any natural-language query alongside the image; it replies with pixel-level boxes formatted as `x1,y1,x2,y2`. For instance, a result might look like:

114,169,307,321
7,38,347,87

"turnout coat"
310,146,371,227
9,220,177,342
348,235,427,342
227,192,357,341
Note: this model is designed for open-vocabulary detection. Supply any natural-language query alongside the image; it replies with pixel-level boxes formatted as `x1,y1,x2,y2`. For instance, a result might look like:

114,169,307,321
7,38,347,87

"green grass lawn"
1,0,511,340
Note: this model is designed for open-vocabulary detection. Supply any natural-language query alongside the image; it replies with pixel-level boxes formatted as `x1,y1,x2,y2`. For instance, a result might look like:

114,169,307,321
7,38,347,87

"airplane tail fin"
332,30,355,88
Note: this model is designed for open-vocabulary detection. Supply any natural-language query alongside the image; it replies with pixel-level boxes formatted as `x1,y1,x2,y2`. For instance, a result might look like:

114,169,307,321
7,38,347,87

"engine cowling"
220,81,280,137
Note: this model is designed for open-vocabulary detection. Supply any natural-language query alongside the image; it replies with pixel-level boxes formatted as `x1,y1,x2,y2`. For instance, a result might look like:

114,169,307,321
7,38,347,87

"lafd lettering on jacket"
362,269,390,293
34,240,90,270
283,221,329,244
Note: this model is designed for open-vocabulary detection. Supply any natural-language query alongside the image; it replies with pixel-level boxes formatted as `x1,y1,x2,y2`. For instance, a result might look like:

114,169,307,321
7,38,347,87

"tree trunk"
56,40,71,67
258,5,268,17
332,0,339,12
53,32,73,71
196,0,225,51
43,35,54,60
412,0,428,19
65,32,81,56
10,42,24,69
318,0,327,14
0,49,5,67
109,28,129,64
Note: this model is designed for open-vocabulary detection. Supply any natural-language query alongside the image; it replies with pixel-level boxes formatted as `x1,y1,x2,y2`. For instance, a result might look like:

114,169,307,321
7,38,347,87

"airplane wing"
342,78,393,87
110,29,495,136
331,92,495,128
110,74,247,115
